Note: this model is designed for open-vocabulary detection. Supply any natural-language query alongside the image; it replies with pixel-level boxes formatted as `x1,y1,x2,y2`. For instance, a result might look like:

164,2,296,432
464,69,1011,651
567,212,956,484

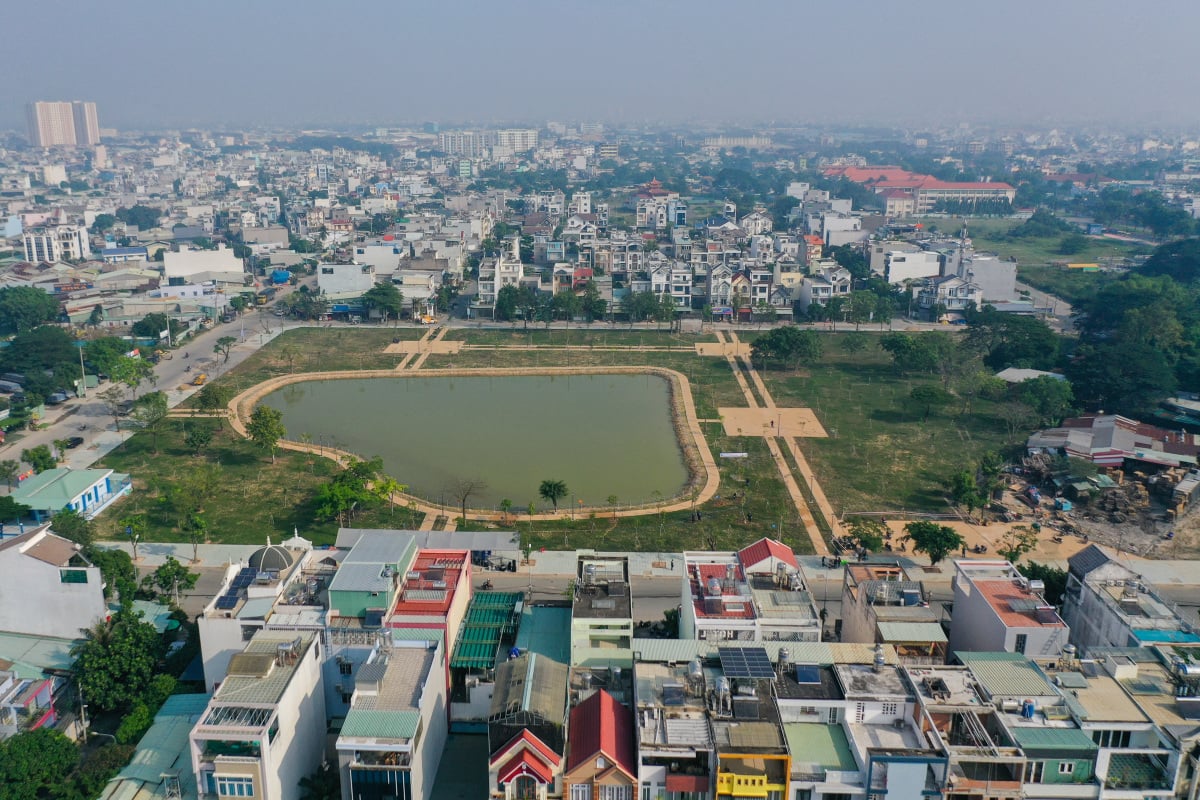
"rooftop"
776,664,844,702
834,664,911,699
99,693,211,800
9,468,119,510
974,580,1065,629
688,559,755,620
514,604,570,664
958,652,1058,700
633,662,713,750
785,723,859,777
202,632,315,715
903,666,986,707
574,557,632,619
391,549,468,616
1050,664,1148,723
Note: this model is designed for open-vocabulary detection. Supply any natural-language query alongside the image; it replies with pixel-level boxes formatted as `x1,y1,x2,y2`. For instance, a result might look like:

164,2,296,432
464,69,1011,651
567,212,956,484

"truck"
255,287,277,306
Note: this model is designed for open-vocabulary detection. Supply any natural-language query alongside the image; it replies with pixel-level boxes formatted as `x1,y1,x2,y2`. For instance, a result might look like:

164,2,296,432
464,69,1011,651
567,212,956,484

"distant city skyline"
4,0,1200,133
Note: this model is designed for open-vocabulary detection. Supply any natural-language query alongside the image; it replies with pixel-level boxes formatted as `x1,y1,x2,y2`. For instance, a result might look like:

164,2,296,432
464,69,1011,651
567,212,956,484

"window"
1058,762,1074,775
241,626,257,642
827,708,839,724
571,785,592,800
60,569,88,584
599,786,631,800
339,659,353,676
881,702,899,716
216,776,254,797
1014,634,1028,655
854,703,866,723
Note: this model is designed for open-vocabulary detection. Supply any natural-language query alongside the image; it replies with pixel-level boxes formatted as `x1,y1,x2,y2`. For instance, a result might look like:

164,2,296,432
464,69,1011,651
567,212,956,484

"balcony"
1104,753,1173,793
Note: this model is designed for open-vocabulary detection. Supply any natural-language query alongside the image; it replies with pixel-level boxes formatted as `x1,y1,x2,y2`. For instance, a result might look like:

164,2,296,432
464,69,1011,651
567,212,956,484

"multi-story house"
949,560,1069,659
633,659,714,800
1062,545,1197,655
189,632,326,800
648,259,692,309
680,541,820,643
797,266,852,313
335,637,448,800
563,689,638,800
23,224,91,262
572,555,634,668
839,562,945,664
0,528,107,640
917,275,982,317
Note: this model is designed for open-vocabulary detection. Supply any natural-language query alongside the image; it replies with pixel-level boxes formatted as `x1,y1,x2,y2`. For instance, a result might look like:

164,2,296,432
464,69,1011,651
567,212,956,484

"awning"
498,749,555,785
666,774,709,793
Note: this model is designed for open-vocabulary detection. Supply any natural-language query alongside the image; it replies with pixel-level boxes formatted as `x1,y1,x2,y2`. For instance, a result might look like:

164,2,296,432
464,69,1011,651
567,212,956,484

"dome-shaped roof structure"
248,540,293,573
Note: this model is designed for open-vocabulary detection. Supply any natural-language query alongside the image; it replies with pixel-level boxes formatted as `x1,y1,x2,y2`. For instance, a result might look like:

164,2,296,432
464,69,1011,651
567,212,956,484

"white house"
0,529,107,640
9,467,131,522
163,246,244,282
189,632,326,800
317,262,376,299
797,266,852,312
949,560,1069,659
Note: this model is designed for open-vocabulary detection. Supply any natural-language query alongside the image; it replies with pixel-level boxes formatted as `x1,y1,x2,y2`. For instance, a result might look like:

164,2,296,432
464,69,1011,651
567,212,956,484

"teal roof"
0,631,77,679
131,601,175,634
465,605,519,629
958,652,1057,698
340,709,421,741
1012,726,1098,754
514,605,570,663
102,693,211,800
471,591,523,610
784,723,858,774
876,621,947,644
12,468,117,511
451,631,502,670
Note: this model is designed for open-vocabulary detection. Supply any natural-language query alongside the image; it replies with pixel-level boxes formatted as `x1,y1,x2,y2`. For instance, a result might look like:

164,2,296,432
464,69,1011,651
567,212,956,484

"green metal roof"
958,652,1057,698
108,693,211,789
1012,726,1098,753
471,591,523,610
514,605,570,663
0,631,77,679
876,621,947,644
451,634,502,670
784,723,858,774
465,605,518,630
340,709,421,741
11,468,118,510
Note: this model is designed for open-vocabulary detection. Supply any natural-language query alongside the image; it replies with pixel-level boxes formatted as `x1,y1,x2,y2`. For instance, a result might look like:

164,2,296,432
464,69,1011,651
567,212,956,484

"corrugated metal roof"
100,693,211,800
958,652,1057,697
339,709,421,740
451,636,502,670
876,621,947,644
631,639,898,666
1012,726,1097,752
338,527,520,553
342,530,417,566
329,562,391,593
236,597,275,620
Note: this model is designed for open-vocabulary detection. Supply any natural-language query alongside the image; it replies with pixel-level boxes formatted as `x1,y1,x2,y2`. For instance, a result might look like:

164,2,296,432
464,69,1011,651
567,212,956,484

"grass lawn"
912,217,1147,267
759,338,1014,516
182,327,416,405
444,327,715,347
94,418,423,545
1015,265,1118,307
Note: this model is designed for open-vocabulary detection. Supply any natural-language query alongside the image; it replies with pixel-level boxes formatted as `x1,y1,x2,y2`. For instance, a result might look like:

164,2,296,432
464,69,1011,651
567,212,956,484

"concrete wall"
0,536,105,640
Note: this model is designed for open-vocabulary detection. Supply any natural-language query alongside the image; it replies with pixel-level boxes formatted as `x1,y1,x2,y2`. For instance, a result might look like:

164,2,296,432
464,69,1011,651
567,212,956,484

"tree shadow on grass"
869,408,912,425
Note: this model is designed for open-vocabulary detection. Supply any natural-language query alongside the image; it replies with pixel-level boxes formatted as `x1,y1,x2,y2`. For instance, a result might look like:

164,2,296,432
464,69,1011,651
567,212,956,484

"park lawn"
445,327,715,347
1016,265,1118,307
181,327,413,405
93,418,422,546
759,338,1014,516
912,216,1145,267
462,430,815,556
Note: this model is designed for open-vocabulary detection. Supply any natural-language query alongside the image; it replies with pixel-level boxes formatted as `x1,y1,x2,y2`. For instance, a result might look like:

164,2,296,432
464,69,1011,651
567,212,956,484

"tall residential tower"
25,101,101,147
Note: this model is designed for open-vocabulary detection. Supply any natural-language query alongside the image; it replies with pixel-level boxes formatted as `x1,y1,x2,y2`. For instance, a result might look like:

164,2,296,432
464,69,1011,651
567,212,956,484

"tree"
85,336,131,374
130,312,177,339
910,385,953,421
98,385,127,431
141,556,199,602
963,307,1060,370
847,291,876,329
0,728,79,800
903,521,964,566
372,474,407,518
494,284,519,322
1017,561,1068,605
85,547,136,601
50,508,93,547
847,518,887,551
840,332,869,354
314,458,385,526
0,496,31,525
213,335,237,364
1018,376,1076,426
0,286,61,335
0,459,20,489
997,401,1036,441
196,382,235,413
298,762,342,800
131,391,170,454
1140,236,1200,283
184,423,214,456
750,327,823,370
116,204,162,231
947,470,986,521
247,405,286,463
21,444,55,474
448,478,487,520
362,282,405,323
110,355,154,400
539,479,568,511
1058,233,1088,255
72,609,162,713
500,498,513,523
997,525,1040,563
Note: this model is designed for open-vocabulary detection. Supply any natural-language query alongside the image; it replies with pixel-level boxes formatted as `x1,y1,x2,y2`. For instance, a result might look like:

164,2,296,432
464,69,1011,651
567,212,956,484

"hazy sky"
7,0,1200,131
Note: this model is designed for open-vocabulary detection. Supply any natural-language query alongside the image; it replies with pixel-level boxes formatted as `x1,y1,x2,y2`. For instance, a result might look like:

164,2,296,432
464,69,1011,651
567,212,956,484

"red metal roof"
738,537,798,572
390,549,468,616
566,690,637,779
498,749,556,785
666,775,709,793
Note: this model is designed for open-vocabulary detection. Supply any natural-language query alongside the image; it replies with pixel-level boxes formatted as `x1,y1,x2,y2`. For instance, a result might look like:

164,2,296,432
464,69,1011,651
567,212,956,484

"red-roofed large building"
824,165,1016,215
680,541,820,643
564,689,637,800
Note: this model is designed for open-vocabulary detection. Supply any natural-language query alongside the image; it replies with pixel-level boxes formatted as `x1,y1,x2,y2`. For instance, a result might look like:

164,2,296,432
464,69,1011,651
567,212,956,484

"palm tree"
499,498,513,524
539,479,568,512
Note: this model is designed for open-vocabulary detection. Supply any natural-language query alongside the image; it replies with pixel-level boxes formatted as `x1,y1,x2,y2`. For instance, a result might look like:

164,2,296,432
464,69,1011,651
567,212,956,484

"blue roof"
1133,629,1200,643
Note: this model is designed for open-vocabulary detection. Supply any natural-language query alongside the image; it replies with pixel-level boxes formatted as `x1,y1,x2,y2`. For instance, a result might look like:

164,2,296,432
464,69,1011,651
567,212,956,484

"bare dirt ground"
718,407,829,438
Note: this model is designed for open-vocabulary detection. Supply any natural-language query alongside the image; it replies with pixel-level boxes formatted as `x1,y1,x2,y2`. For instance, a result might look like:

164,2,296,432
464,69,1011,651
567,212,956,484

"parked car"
66,436,84,449
45,392,69,405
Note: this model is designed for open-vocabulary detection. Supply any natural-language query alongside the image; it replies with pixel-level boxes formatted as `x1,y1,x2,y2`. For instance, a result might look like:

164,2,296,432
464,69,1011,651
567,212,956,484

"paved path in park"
713,331,828,555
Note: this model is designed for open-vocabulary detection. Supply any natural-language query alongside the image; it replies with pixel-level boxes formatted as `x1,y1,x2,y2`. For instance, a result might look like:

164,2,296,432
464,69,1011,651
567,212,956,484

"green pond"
261,374,689,510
